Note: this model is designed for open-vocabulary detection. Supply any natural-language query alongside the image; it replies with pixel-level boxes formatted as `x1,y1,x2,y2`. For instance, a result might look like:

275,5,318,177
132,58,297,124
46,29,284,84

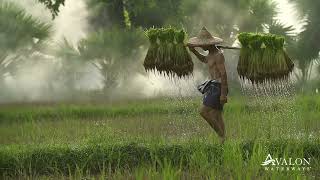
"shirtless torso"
207,51,223,81
190,46,228,101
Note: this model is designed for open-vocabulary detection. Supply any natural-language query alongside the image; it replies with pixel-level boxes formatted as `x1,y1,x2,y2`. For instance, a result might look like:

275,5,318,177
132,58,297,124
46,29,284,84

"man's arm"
188,46,207,63
216,54,228,103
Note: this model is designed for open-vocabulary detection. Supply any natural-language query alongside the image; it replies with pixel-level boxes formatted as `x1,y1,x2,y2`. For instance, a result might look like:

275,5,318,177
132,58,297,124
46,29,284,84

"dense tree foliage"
0,1,51,79
125,0,183,28
288,0,320,84
86,0,126,29
85,0,187,30
37,0,65,18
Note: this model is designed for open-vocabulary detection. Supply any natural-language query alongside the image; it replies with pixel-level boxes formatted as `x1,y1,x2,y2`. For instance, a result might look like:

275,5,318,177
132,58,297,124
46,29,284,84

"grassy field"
0,95,320,179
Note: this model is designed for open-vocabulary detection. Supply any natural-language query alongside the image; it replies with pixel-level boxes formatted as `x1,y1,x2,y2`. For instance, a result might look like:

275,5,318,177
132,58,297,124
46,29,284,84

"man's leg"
208,109,224,136
199,105,220,133
213,110,226,143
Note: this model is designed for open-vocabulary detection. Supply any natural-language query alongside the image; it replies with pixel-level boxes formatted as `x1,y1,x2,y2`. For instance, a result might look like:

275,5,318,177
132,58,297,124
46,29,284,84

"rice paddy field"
0,95,320,179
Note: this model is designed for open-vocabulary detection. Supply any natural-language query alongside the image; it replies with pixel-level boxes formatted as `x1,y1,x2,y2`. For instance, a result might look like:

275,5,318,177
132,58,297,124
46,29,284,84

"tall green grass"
0,95,319,179
1,140,319,179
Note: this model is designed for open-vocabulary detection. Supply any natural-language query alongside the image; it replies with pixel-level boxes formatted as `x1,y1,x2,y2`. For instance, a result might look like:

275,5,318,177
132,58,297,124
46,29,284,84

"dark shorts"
203,82,224,110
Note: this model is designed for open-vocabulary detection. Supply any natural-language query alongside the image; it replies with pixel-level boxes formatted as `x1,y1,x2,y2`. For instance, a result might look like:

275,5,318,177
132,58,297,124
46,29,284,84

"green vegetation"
37,0,65,18
0,1,51,82
144,27,193,78
237,33,294,83
1,95,319,178
143,28,159,72
1,140,319,179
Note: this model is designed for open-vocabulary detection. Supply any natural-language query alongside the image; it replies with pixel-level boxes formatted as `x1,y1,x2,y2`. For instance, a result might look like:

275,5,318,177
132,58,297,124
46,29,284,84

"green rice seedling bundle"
237,33,250,79
274,37,288,79
237,33,294,84
143,28,158,71
164,28,176,76
261,35,277,77
174,29,193,78
247,34,264,82
156,28,169,73
143,27,193,78
276,37,294,80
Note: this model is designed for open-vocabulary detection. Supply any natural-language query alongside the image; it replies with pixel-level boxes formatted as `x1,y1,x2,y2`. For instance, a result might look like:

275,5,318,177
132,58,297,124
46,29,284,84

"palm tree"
56,28,146,93
0,1,51,81
79,28,146,92
288,0,320,88
54,38,87,91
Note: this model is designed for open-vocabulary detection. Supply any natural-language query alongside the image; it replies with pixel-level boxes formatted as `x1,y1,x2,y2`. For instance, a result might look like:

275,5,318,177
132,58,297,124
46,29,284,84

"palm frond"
268,20,295,37
267,20,296,45
0,1,52,52
56,38,83,60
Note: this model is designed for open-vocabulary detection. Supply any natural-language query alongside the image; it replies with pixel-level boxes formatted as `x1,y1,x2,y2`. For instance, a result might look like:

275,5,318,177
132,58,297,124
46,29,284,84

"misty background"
0,0,319,103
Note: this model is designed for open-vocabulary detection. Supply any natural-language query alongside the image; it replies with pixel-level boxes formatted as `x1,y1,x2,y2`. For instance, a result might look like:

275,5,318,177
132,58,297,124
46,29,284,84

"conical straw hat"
187,27,223,46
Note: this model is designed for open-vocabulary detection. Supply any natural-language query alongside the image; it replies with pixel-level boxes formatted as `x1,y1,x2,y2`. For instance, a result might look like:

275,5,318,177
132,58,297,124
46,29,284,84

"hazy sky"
276,0,304,33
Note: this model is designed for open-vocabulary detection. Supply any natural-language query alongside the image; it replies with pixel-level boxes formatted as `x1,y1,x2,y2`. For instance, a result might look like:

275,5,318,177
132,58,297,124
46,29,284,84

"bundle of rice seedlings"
274,37,290,79
155,28,168,73
237,33,251,79
174,29,193,78
164,28,176,77
237,33,294,84
143,28,158,71
143,27,193,78
261,35,276,78
247,34,264,83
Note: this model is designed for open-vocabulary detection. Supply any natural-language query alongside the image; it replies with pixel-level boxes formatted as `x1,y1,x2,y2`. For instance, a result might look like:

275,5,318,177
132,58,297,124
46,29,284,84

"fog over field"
1,0,318,102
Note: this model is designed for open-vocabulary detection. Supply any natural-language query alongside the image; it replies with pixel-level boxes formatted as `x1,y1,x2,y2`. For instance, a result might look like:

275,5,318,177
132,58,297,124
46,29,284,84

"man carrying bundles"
188,27,228,144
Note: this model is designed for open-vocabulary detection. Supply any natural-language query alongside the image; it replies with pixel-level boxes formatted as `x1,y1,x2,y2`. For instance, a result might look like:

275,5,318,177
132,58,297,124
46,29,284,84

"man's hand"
188,46,196,52
187,46,207,63
220,96,227,104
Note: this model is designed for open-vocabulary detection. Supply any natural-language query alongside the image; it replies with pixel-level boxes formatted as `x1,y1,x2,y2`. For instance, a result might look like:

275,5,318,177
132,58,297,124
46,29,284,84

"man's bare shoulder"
215,51,225,64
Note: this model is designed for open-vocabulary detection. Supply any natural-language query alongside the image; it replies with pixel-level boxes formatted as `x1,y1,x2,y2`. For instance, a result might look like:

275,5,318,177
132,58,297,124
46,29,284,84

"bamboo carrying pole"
217,45,241,50
186,44,240,50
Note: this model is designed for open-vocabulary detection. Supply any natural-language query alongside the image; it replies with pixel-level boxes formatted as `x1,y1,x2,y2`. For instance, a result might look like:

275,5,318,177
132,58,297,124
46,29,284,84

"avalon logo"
261,154,312,171
261,154,276,166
